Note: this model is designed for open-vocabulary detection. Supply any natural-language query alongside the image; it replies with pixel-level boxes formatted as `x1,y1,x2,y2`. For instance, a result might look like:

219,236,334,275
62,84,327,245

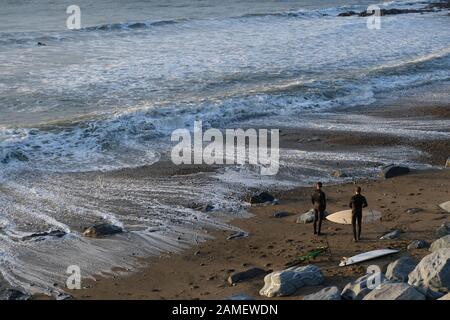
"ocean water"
0,0,450,296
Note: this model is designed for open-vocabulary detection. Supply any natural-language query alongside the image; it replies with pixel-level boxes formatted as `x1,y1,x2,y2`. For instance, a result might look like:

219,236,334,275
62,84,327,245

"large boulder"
83,223,123,238
303,286,341,300
296,209,315,224
363,282,425,300
408,249,450,299
435,222,450,238
430,235,450,252
407,240,430,251
259,265,324,298
341,272,386,300
379,164,410,179
248,192,275,204
228,267,267,285
386,256,417,282
445,157,450,168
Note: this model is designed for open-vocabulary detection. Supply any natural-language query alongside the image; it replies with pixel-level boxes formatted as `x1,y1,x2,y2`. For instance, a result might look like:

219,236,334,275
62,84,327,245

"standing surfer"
349,186,368,242
311,182,326,236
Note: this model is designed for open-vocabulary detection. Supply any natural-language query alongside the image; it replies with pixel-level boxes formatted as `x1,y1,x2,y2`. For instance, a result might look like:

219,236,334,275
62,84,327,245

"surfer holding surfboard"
311,182,327,236
349,186,368,242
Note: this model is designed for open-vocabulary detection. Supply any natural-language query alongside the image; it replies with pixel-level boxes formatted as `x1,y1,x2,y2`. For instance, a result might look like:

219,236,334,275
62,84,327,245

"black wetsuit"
311,189,326,235
349,193,368,241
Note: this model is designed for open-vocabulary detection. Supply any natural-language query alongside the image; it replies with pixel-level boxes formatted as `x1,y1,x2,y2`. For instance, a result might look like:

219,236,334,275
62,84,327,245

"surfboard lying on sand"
326,209,382,225
339,249,399,267
439,201,450,213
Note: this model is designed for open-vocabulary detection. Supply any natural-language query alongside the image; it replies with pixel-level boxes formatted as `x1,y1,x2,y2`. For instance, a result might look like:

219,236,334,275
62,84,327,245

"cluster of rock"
338,8,433,17
256,246,450,300
225,224,450,300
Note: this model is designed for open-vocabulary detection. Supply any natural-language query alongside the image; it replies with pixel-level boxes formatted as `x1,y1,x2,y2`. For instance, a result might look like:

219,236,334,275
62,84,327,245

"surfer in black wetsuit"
311,182,326,236
349,186,368,242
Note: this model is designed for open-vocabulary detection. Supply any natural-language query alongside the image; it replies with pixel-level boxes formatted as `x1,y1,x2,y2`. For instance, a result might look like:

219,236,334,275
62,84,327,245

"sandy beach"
66,102,450,300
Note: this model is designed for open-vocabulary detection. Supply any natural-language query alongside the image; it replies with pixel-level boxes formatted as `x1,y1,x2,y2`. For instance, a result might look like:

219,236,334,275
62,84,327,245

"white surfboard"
339,249,399,267
439,201,450,213
326,208,382,225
